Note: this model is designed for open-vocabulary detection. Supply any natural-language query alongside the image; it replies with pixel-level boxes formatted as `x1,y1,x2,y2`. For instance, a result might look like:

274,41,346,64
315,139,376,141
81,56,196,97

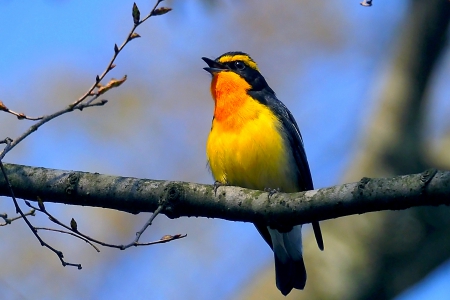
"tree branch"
0,163,448,227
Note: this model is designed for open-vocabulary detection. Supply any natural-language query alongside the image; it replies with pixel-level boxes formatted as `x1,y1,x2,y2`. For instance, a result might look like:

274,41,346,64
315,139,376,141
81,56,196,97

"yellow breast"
206,95,298,192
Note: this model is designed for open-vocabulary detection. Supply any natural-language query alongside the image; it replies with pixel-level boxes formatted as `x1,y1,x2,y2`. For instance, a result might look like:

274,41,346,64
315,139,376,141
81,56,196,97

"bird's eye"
234,61,246,70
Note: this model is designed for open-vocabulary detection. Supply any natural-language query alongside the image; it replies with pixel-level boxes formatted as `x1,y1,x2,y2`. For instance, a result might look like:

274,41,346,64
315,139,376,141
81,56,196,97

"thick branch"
0,163,448,227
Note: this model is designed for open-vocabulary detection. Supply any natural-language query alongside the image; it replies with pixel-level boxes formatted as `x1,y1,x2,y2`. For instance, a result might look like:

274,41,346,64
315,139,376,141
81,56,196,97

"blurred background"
1,0,450,299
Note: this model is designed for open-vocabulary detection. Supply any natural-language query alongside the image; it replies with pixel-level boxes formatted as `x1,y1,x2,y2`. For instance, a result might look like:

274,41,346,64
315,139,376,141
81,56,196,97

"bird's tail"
268,225,306,296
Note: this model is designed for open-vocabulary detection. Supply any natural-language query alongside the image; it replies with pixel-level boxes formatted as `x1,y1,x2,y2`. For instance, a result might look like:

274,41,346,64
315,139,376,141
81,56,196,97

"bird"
202,51,324,296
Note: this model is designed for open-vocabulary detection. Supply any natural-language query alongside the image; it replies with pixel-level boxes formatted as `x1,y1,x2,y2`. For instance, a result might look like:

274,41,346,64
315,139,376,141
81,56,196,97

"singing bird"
202,51,323,296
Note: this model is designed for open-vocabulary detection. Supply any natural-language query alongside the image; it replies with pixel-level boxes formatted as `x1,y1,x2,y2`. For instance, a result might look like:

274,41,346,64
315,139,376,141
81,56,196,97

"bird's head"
202,51,270,92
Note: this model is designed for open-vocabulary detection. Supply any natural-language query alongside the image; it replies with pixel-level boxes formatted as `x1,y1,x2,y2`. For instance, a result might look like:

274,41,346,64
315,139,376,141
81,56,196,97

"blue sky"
0,1,449,299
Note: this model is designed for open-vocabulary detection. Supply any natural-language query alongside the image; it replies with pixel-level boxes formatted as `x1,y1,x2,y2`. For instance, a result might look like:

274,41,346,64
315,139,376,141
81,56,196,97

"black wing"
249,89,324,251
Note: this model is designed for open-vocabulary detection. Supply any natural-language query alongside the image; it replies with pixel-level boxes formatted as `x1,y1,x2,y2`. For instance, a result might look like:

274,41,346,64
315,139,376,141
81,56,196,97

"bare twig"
0,138,12,145
120,205,164,249
0,213,7,223
136,205,163,242
0,0,170,161
26,201,185,251
34,227,100,252
69,0,166,109
0,100,44,121
0,209,35,226
0,99,108,161
0,161,82,269
0,0,173,269
85,77,126,106
130,233,187,246
35,226,185,249
76,99,108,111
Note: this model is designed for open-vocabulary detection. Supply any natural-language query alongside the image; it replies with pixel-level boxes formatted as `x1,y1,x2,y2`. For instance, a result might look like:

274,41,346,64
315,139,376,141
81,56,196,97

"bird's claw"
213,180,226,196
265,187,280,199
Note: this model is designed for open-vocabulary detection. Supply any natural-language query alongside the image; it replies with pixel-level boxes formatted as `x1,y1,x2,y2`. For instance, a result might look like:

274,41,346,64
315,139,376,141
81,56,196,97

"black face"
202,56,270,92
223,60,269,92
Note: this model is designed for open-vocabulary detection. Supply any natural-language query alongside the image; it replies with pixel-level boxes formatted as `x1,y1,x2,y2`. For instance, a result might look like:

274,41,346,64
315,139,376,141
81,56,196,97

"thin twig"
130,233,187,246
0,0,167,161
35,227,100,252
0,161,82,269
1,108,43,121
134,205,163,242
76,99,108,111
0,100,108,161
26,201,185,250
0,100,43,121
0,209,35,226
69,0,164,109
0,138,12,145
0,0,173,268
84,95,100,107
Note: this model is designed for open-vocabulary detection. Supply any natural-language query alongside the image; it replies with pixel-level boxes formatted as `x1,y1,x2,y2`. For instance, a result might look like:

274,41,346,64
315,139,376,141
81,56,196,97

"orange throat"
210,71,252,123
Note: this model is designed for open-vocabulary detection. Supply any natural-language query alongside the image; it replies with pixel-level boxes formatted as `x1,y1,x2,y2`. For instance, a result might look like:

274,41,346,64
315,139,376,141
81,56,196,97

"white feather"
268,225,303,262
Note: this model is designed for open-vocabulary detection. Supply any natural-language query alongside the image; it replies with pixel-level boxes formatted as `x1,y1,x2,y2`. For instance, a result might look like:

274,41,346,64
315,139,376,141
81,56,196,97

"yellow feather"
206,72,297,192
217,54,259,71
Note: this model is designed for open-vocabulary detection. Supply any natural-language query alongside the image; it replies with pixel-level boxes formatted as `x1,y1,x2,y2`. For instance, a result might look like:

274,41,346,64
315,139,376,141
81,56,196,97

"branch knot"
161,183,185,219
65,172,80,195
420,168,438,195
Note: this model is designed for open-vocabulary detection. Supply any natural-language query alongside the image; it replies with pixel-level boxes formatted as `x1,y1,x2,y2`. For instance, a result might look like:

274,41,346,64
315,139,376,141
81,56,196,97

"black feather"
248,79,324,252
274,254,307,296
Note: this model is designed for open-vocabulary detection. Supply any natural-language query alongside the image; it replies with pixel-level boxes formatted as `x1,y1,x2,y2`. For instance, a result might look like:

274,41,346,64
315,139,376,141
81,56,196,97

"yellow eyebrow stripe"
218,54,259,71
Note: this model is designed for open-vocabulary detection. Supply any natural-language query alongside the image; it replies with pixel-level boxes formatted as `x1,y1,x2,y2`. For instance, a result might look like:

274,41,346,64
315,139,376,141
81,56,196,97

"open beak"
202,57,228,75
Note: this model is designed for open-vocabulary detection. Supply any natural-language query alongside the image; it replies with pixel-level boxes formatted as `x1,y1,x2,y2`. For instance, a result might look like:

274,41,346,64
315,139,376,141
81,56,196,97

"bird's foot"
213,180,227,196
264,187,280,199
